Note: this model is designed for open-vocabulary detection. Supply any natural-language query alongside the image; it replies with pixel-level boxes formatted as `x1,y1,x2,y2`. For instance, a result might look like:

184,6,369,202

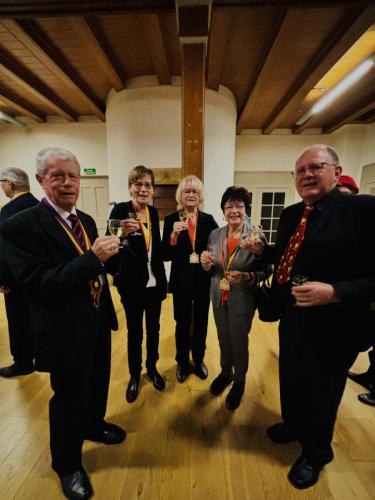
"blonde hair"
175,175,204,210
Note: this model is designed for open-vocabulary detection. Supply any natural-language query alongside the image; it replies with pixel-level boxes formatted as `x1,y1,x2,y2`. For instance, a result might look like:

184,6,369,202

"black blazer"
108,201,167,299
162,210,218,294
265,188,375,351
0,192,39,286
2,202,118,372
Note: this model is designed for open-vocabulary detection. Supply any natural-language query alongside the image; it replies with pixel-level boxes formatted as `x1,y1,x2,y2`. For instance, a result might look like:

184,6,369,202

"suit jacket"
162,210,218,295
207,223,272,313
265,188,375,351
2,202,118,372
0,192,39,286
108,201,167,299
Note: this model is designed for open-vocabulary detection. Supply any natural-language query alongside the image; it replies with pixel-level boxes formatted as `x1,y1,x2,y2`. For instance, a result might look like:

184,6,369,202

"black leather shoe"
58,468,93,499
126,377,140,403
0,363,34,378
86,422,126,445
288,456,322,489
176,365,189,383
194,362,208,379
358,392,375,406
147,369,165,391
348,371,374,391
267,422,297,443
225,382,245,410
210,373,232,395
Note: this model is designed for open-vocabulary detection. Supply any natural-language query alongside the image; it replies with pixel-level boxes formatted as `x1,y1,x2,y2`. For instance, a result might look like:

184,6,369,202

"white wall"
106,77,237,224
0,122,107,206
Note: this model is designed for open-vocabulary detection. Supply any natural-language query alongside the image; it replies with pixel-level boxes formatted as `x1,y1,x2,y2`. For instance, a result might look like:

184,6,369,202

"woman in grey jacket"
201,186,271,410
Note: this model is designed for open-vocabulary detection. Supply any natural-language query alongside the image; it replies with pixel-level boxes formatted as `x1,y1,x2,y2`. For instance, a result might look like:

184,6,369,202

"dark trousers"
4,288,34,367
173,287,210,369
367,347,375,379
279,309,358,465
49,311,111,474
121,287,162,377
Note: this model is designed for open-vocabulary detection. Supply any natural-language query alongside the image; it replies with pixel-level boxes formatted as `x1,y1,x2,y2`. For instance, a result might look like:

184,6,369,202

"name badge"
219,277,230,291
189,252,199,264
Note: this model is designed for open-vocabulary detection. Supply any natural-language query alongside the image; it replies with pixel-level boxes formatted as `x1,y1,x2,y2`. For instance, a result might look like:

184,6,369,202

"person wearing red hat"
337,175,359,195
339,175,375,407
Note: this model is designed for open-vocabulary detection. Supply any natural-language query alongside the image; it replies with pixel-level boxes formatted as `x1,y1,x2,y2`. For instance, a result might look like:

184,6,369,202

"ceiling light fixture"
295,52,375,126
0,110,27,128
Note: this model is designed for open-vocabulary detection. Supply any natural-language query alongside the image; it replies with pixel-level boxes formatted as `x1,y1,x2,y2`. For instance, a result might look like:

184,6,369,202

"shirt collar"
45,196,77,221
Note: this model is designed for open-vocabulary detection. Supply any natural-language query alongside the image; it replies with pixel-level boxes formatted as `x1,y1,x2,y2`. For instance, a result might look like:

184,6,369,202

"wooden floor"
0,289,374,500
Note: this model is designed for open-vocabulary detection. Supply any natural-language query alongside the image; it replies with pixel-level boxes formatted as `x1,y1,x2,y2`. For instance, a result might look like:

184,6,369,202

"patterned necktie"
68,213,85,249
276,205,314,285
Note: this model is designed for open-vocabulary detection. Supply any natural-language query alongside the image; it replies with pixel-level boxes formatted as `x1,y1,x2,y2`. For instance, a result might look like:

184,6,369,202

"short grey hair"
0,167,30,191
36,147,80,176
300,144,340,165
176,175,204,210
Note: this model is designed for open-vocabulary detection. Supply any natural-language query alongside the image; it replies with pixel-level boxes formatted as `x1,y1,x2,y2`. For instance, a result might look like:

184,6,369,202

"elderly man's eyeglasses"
224,204,245,211
291,162,336,177
133,181,153,190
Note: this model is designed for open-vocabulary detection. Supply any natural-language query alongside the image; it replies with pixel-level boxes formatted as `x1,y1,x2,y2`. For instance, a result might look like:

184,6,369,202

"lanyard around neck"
139,206,151,252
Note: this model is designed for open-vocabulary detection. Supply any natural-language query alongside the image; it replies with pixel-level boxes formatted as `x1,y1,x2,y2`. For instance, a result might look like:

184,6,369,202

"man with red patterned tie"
243,144,375,489
2,147,126,499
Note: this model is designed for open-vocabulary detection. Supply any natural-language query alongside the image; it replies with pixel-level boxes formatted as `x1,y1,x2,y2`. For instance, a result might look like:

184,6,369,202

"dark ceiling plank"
262,5,375,134
0,89,45,122
0,49,76,121
141,13,171,85
321,96,375,134
206,9,232,91
1,19,105,120
69,17,126,92
236,8,300,134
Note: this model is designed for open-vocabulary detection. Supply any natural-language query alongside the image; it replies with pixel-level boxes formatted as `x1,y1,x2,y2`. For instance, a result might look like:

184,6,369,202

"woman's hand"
121,218,140,237
224,270,254,284
171,220,187,240
240,237,264,255
201,250,214,270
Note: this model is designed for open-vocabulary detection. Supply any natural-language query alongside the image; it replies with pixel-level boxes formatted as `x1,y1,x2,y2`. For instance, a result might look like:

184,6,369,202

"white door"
76,176,109,235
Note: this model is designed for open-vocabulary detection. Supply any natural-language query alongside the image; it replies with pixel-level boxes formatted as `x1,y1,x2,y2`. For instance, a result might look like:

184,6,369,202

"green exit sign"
84,168,96,176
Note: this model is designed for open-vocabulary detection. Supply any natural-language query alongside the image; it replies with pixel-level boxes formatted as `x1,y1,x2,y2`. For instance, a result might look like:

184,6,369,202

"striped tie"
276,205,314,285
68,213,85,249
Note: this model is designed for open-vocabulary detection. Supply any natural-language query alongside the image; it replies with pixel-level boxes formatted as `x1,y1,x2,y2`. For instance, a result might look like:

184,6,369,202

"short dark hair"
220,186,251,212
128,165,154,187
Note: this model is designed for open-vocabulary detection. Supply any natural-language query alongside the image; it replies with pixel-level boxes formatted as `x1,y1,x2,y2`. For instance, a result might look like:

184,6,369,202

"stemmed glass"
128,211,142,236
179,210,188,229
248,224,263,241
291,274,309,286
207,243,217,259
108,219,125,246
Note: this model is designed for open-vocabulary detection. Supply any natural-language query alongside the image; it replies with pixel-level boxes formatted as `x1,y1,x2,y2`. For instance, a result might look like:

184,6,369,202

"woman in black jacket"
108,165,167,403
162,175,218,383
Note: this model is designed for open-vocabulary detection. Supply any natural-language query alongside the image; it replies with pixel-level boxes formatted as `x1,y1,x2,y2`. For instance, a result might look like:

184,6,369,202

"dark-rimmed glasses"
291,162,336,177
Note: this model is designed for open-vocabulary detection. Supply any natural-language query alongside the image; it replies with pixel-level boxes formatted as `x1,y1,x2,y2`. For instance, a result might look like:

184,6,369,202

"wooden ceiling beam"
0,49,76,121
206,9,232,91
69,17,126,92
141,13,171,85
236,8,300,134
262,5,375,135
321,96,375,134
1,19,105,120
0,89,45,122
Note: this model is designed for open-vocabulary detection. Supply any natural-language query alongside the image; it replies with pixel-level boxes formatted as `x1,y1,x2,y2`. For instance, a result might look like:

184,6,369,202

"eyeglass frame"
132,181,153,190
291,162,337,178
223,203,246,211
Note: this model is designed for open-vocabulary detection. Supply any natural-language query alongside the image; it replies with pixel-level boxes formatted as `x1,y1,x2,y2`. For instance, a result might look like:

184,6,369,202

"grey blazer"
207,222,271,314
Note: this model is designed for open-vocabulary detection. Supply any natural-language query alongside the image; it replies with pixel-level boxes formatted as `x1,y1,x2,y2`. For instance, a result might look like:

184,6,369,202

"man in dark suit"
2,147,126,499
244,144,375,489
0,167,38,377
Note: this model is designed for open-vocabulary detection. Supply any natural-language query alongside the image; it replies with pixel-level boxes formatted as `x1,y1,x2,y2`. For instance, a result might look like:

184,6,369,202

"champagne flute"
108,219,125,247
179,210,188,230
128,211,142,236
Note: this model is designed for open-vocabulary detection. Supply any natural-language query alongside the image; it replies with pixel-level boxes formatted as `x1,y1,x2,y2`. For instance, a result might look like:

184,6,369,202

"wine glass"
248,224,263,242
178,210,188,229
207,243,217,258
108,219,125,247
291,274,309,286
128,211,142,236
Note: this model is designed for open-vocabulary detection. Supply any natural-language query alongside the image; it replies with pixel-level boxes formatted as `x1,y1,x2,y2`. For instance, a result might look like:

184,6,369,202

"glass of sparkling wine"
179,210,188,229
108,219,125,246
128,211,142,236
248,224,263,242
207,243,217,258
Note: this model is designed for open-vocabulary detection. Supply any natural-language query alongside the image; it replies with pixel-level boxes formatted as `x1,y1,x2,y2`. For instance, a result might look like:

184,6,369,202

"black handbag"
255,277,281,322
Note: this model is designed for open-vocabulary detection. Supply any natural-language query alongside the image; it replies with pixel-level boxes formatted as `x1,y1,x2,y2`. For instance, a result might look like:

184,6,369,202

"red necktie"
68,213,85,249
276,205,313,285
